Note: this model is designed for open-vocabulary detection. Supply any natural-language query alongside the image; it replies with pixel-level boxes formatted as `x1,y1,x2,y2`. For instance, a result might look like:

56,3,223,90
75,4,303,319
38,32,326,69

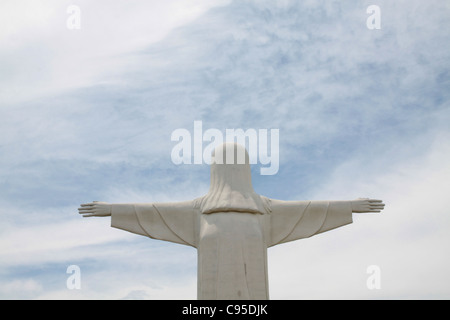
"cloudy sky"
0,0,449,299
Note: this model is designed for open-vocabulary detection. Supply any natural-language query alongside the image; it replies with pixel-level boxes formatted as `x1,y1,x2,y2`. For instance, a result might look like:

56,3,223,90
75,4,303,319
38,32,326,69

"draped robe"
110,143,353,300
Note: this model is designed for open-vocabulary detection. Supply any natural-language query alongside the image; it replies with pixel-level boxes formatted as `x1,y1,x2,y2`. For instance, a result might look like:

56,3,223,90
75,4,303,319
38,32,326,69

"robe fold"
267,198,353,247
111,201,197,247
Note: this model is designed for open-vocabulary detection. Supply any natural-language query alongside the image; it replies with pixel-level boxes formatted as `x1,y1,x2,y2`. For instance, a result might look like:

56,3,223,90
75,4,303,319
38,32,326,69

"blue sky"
1,0,449,299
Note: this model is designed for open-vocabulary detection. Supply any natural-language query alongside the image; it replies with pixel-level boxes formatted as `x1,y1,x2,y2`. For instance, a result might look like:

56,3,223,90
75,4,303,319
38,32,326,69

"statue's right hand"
78,201,112,217
351,198,385,213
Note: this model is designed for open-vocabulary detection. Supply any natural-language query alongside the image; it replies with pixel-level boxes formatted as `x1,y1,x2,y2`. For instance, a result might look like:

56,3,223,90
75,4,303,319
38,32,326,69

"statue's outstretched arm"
78,200,198,247
267,197,385,247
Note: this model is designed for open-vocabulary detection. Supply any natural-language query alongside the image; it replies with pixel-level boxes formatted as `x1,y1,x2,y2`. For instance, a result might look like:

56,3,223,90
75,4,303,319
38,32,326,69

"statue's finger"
368,199,383,203
82,213,95,217
79,206,94,210
80,203,95,207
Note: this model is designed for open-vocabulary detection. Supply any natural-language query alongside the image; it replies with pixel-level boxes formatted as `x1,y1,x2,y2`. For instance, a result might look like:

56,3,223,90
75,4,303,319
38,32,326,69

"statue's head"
199,142,268,215
210,141,250,165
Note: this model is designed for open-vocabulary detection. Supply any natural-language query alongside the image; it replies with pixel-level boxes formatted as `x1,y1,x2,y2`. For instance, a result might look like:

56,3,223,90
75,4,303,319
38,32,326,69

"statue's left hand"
78,201,112,217
351,198,385,213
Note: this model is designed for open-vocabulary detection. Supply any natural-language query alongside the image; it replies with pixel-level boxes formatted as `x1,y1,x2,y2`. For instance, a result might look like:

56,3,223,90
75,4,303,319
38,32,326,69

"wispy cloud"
1,0,449,299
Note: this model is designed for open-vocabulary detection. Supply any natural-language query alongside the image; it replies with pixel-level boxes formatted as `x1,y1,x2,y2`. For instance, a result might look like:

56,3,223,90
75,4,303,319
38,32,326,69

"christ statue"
78,142,385,300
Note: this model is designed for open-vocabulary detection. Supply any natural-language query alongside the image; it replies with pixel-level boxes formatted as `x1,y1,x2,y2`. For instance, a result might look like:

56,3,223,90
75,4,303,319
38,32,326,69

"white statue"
79,142,384,300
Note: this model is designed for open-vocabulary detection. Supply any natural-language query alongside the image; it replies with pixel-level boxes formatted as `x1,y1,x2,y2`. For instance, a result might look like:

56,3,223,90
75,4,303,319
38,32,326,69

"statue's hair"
198,142,270,215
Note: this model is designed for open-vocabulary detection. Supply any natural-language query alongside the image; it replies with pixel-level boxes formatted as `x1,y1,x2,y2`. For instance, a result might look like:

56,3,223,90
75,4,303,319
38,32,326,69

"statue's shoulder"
193,196,204,210
257,195,272,214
